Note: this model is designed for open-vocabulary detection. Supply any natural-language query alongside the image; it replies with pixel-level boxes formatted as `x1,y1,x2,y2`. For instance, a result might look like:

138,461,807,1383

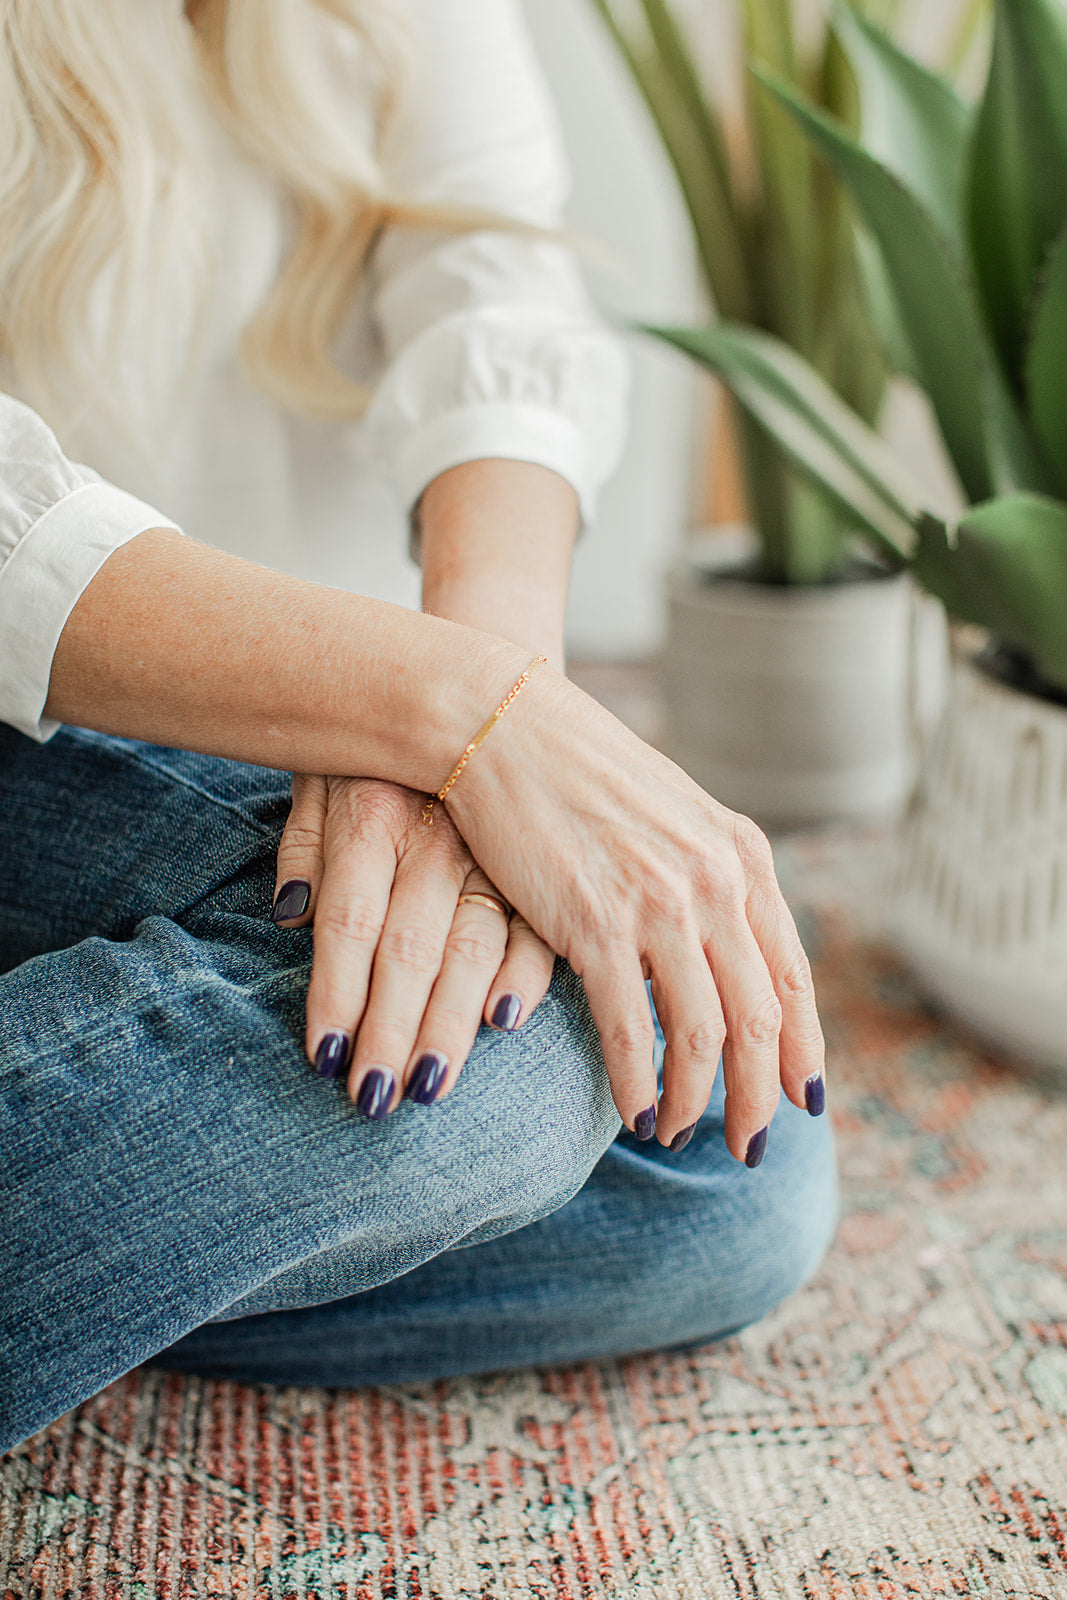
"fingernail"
670,1122,697,1154
490,993,522,1031
355,1068,394,1120
406,1051,448,1105
746,1127,769,1169
634,1104,657,1142
805,1075,826,1118
314,1031,350,1080
272,879,310,923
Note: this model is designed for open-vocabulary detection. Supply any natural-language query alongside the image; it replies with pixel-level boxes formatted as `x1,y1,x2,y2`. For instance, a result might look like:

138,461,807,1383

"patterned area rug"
3,825,1067,1600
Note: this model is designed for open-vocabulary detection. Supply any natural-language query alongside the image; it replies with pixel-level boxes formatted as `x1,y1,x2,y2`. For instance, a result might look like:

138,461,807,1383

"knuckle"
680,1014,727,1061
449,926,504,968
351,783,409,836
315,899,381,946
733,814,775,874
734,991,784,1050
378,924,442,970
606,1014,656,1061
779,945,815,1000
279,821,323,855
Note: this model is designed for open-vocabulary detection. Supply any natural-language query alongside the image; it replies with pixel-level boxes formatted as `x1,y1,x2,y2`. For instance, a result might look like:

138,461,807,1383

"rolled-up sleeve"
0,395,180,741
360,0,629,527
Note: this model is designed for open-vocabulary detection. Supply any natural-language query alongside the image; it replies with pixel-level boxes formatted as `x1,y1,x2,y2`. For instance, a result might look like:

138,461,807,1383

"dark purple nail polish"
670,1122,697,1154
634,1104,657,1142
406,1052,448,1105
272,879,310,923
314,1031,350,1080
491,993,522,1031
805,1075,826,1118
355,1068,394,1120
746,1126,769,1168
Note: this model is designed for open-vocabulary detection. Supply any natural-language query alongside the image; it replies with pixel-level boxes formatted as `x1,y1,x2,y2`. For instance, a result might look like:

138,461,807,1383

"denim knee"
212,958,621,1319
452,963,621,1238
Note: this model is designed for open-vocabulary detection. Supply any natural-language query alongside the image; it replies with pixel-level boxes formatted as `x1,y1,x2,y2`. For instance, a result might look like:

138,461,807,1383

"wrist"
422,577,565,672
417,459,576,672
409,621,532,794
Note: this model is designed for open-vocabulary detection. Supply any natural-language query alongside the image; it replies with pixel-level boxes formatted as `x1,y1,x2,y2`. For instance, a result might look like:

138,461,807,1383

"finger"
485,914,555,1033
733,817,826,1116
648,934,726,1152
346,852,465,1117
580,952,659,1138
272,773,328,926
404,891,511,1104
708,912,783,1167
304,792,399,1082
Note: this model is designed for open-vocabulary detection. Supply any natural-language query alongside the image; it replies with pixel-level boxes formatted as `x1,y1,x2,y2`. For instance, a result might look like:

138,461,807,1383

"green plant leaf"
635,0,734,198
1025,224,1067,498
982,364,1054,498
967,0,1067,388
732,407,856,585
811,28,906,397
852,229,917,379
587,0,751,320
832,3,973,247
757,67,1018,504
744,0,820,352
915,493,1067,691
645,321,925,561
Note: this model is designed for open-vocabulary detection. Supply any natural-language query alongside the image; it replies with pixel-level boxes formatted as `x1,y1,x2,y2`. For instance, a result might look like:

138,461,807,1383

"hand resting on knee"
271,774,556,1114
47,529,826,1167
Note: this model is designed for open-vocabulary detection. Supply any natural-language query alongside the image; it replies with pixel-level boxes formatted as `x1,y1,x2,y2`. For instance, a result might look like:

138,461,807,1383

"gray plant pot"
888,650,1067,1084
663,539,923,828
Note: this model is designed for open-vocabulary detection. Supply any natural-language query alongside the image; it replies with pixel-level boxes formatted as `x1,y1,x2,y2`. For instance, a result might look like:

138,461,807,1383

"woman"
0,0,835,1454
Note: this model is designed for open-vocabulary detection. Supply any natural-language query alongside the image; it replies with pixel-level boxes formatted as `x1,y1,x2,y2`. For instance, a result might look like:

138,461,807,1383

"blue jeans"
0,727,837,1453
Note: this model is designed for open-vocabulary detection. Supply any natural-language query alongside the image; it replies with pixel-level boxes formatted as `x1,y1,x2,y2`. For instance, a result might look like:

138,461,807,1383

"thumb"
272,772,328,926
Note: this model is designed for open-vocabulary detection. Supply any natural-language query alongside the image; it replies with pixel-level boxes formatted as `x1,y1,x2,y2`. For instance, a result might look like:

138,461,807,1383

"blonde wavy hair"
0,0,437,449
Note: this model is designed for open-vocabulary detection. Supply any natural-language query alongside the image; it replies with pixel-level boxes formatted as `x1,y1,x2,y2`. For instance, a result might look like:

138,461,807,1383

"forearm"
418,460,579,668
45,528,525,788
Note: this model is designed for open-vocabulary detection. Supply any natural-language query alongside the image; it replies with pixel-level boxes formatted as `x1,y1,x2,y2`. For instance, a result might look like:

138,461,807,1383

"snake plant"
588,0,986,583
650,0,1067,694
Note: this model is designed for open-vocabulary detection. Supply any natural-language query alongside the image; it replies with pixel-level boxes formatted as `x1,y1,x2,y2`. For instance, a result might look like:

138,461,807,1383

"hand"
442,666,826,1164
271,775,556,1113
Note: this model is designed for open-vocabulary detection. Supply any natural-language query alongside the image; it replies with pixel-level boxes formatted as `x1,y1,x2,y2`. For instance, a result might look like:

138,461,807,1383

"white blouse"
0,0,628,742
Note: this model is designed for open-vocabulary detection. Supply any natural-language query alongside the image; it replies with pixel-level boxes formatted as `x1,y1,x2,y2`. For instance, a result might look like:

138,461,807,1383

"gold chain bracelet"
422,656,547,825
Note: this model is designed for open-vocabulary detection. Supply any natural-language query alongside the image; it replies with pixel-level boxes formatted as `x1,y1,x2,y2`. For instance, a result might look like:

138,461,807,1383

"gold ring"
457,892,511,919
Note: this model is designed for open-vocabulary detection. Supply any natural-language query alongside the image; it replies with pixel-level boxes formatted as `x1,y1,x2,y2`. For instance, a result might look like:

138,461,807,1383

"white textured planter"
889,653,1067,1083
663,544,922,827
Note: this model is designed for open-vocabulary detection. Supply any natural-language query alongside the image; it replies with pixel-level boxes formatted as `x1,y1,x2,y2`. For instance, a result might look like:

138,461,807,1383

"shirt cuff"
393,401,600,536
0,481,181,741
